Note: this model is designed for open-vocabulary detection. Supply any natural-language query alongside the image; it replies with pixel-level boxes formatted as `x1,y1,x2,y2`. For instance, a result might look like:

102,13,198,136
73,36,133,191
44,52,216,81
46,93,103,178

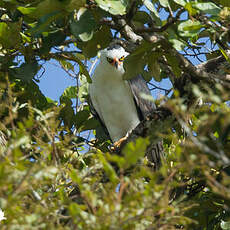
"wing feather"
88,95,110,138
128,75,156,119
128,75,163,169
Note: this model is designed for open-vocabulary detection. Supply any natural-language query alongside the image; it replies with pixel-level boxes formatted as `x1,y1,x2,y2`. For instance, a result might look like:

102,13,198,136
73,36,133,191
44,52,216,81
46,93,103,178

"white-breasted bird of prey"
89,44,163,169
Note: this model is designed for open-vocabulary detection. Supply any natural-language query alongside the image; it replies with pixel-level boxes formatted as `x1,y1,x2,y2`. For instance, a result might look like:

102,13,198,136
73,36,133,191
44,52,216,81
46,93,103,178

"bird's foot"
110,136,128,152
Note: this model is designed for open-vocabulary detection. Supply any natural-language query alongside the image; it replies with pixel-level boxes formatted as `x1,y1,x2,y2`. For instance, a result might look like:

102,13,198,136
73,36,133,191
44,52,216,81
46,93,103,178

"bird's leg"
112,136,127,150
110,130,132,151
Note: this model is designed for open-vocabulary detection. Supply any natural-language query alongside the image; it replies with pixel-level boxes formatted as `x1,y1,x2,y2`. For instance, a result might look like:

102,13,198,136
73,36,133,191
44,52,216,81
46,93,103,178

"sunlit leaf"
95,0,128,15
221,220,230,230
159,0,169,8
143,0,159,18
70,8,96,42
178,19,202,37
17,7,36,15
173,0,186,7
122,137,149,169
194,2,221,15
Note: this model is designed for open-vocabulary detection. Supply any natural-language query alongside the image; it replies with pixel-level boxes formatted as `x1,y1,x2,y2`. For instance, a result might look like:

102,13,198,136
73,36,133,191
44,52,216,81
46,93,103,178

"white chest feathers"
89,66,140,142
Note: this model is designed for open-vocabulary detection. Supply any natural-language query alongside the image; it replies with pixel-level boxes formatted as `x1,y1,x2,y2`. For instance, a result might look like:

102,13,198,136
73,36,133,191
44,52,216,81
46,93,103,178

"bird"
88,44,163,169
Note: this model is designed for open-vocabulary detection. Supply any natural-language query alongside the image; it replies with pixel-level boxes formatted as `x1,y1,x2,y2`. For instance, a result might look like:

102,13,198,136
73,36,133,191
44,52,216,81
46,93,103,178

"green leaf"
46,97,57,106
178,20,202,37
32,0,73,18
159,0,169,8
169,38,186,51
123,41,153,80
142,70,152,82
63,54,92,83
143,0,159,18
41,30,66,53
13,62,40,81
147,52,162,82
221,220,230,230
59,60,74,72
28,11,63,37
123,53,146,80
74,108,91,131
205,50,221,61
59,104,75,128
79,117,100,131
82,26,112,58
220,0,230,7
194,2,221,16
173,0,186,7
0,22,21,48
131,10,154,28
185,2,198,16
65,0,86,12
219,46,230,64
98,153,119,183
17,7,36,15
95,0,128,15
0,22,10,46
133,11,153,25
61,86,77,101
165,54,181,77
122,137,149,169
78,75,89,102
106,153,126,169
70,8,96,42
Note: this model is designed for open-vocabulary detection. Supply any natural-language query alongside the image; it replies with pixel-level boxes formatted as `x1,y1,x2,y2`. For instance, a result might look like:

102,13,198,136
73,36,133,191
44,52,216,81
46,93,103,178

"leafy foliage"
0,0,230,229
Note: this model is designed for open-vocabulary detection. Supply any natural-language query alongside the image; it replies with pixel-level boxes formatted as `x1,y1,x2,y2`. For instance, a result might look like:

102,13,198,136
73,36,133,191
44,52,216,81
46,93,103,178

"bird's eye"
119,56,125,62
107,57,113,63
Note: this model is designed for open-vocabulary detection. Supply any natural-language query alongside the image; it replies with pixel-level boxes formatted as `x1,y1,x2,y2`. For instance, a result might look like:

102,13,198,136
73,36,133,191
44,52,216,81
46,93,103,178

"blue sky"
37,6,209,102
38,59,173,101
38,6,173,101
38,60,76,101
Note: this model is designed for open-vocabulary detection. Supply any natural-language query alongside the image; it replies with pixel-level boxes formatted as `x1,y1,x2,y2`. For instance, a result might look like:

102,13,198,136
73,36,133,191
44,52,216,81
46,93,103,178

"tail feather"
146,141,164,170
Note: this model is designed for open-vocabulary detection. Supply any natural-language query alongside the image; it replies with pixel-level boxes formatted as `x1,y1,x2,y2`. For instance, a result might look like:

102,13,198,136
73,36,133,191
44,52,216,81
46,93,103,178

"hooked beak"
111,58,122,69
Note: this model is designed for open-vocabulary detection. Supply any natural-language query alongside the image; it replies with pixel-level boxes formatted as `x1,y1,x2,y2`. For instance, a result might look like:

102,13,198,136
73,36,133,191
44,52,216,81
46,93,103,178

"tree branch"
100,17,142,43
171,49,230,87
133,8,184,33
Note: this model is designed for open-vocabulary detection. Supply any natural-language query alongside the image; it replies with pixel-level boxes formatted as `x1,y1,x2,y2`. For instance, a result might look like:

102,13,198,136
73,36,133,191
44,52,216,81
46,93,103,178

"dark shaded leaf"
13,62,40,81
123,41,154,80
70,8,96,42
28,11,63,37
60,86,77,105
82,26,112,58
0,22,21,48
41,30,66,53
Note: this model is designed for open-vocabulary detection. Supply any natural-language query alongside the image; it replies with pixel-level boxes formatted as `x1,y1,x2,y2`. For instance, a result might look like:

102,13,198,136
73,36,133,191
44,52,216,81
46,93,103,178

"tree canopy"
0,0,230,229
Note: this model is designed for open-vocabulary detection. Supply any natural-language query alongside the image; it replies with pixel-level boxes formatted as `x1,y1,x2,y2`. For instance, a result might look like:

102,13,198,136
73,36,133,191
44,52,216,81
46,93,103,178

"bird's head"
99,45,129,75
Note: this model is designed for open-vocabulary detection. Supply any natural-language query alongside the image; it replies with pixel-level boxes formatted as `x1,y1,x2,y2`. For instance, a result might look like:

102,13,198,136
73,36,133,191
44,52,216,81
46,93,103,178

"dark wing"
88,95,110,140
128,75,163,169
128,75,156,120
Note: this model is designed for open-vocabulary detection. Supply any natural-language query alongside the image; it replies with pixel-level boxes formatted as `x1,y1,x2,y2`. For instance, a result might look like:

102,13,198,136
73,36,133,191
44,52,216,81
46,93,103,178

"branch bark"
102,15,230,89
